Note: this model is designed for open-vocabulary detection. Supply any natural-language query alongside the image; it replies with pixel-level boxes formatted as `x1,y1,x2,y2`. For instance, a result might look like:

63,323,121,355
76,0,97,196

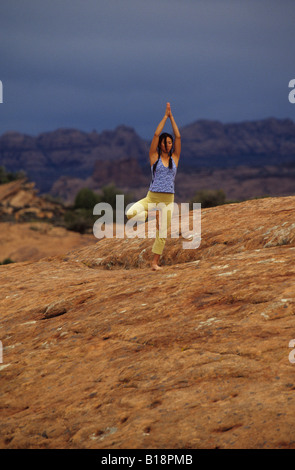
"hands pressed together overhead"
165,102,172,118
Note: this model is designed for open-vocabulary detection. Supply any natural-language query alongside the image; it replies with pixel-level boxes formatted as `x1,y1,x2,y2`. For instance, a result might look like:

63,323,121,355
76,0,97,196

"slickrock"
1,195,295,449
0,222,95,263
0,178,96,263
0,178,65,223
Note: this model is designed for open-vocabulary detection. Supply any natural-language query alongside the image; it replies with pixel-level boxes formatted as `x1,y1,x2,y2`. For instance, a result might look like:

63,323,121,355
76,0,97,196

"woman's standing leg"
126,192,174,270
151,199,174,270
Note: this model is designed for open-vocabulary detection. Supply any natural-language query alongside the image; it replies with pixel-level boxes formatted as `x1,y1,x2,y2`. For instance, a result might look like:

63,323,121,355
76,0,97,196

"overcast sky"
0,0,295,139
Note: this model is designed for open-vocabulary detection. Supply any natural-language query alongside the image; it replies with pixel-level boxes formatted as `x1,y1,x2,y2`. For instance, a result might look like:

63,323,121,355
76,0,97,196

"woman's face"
160,137,173,154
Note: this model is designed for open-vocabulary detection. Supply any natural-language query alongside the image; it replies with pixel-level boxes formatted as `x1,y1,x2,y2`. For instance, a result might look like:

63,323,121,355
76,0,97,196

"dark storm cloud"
0,0,294,138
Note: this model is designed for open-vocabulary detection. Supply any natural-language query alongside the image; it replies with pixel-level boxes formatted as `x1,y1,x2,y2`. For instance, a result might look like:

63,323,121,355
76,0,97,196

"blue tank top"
149,157,177,193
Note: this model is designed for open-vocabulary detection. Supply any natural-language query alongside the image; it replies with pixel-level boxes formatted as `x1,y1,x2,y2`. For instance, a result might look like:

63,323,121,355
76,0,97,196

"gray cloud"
0,0,294,138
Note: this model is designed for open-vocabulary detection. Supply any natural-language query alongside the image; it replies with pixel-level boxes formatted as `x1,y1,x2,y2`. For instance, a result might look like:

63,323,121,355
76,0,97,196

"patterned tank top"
149,157,177,193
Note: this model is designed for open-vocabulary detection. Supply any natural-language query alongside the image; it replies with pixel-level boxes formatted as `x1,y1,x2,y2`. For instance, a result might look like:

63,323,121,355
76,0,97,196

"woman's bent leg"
126,196,150,222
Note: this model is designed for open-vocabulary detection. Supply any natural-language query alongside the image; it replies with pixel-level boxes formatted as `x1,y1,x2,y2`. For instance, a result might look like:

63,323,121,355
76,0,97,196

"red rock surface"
1,196,295,449
0,178,65,222
0,222,95,263
0,178,95,263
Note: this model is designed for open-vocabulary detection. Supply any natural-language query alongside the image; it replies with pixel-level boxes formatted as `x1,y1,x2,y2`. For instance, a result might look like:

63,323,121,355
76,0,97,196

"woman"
126,102,181,270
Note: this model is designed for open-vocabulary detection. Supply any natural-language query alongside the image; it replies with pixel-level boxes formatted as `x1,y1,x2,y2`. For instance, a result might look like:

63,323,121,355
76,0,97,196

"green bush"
74,187,101,210
64,185,134,233
0,258,14,265
99,184,133,221
0,165,26,184
190,189,227,209
64,208,95,234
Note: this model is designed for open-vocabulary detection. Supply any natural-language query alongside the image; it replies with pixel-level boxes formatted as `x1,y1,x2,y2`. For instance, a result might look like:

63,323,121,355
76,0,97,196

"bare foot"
152,253,162,271
151,263,162,271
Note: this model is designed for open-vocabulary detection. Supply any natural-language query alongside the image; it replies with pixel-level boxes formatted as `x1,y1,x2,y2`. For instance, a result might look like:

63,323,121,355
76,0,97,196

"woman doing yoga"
126,102,181,270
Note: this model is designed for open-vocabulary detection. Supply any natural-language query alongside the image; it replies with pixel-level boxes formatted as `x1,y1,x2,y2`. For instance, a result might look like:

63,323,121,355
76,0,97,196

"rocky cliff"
0,178,65,223
0,126,149,192
1,118,295,197
1,195,295,448
0,178,96,262
50,157,150,204
180,117,295,165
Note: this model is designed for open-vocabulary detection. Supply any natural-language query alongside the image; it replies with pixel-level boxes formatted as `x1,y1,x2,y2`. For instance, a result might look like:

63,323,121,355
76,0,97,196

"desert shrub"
0,166,26,184
98,184,133,222
64,185,133,233
99,184,133,207
64,208,95,234
64,188,100,233
0,258,14,265
74,187,101,210
190,189,227,209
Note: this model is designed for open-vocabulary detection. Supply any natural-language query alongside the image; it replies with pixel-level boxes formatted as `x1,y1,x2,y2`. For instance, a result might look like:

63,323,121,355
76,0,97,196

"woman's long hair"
152,133,174,177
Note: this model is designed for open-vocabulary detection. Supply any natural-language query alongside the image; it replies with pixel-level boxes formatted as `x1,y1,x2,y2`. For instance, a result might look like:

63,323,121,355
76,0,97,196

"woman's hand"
165,102,171,118
149,102,177,165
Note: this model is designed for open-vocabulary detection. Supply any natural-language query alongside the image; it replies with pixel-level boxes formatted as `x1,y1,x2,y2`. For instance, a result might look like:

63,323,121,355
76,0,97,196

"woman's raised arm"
149,103,170,166
169,105,181,165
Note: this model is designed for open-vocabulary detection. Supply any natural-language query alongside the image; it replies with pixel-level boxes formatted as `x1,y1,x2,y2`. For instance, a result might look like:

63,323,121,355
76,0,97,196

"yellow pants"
126,191,174,255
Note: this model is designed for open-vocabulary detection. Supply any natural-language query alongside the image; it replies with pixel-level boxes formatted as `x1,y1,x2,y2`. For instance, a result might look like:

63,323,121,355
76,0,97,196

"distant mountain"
0,117,295,194
0,126,149,192
180,117,295,167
